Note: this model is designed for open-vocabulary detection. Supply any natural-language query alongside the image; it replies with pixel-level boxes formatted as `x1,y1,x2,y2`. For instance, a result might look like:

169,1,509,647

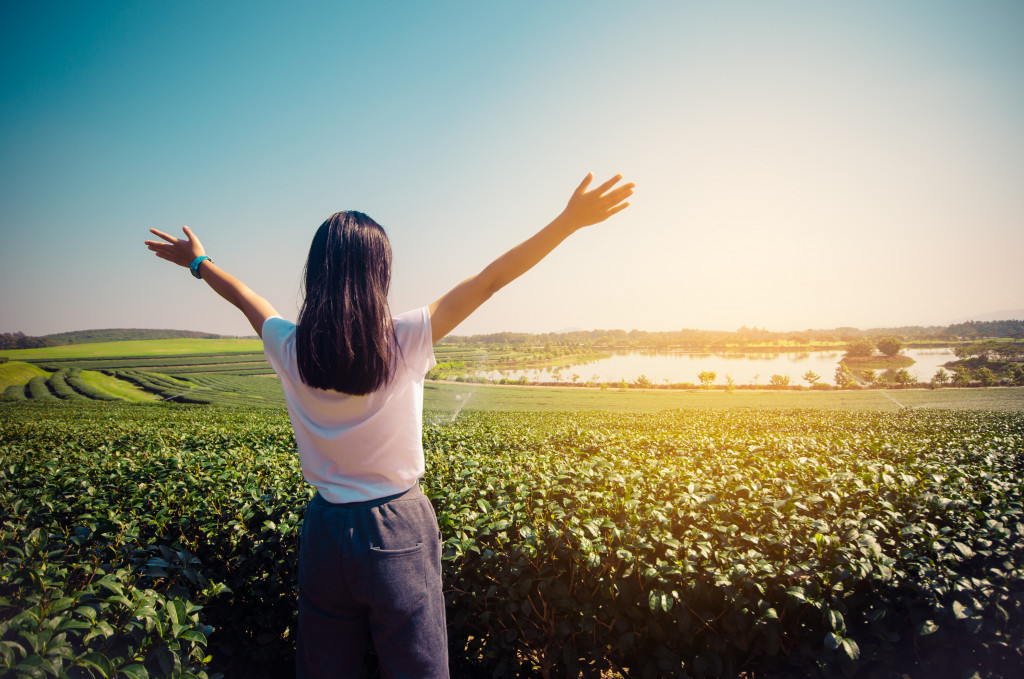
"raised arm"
428,173,633,342
144,226,279,338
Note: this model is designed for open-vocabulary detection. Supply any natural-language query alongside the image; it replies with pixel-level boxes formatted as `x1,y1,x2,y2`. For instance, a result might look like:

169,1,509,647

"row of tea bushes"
2,402,1023,677
109,371,209,404
1,524,219,678
2,369,120,403
428,411,1024,677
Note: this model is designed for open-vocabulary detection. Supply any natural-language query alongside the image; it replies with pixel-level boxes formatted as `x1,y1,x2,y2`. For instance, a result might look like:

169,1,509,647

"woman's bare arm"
428,173,633,343
145,226,279,338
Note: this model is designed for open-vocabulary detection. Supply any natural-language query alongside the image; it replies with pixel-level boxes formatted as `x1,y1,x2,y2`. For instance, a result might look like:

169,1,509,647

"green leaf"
168,600,186,627
841,637,861,661
118,663,149,679
178,629,208,644
916,620,939,637
952,541,974,558
648,590,671,613
824,632,842,651
78,652,113,678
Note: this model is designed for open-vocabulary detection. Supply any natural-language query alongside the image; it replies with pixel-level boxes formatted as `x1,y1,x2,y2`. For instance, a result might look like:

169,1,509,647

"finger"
593,174,624,196
603,184,635,204
149,228,177,243
182,225,194,240
574,172,594,197
605,201,630,217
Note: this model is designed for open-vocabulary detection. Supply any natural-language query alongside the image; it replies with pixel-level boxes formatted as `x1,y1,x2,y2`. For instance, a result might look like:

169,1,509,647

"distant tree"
893,368,914,388
802,370,821,387
635,374,653,389
845,338,874,357
619,379,629,391
877,336,903,357
769,374,790,388
834,364,854,388
725,375,735,392
951,368,970,387
571,373,580,384
752,373,760,387
698,371,717,389
976,367,996,387
861,369,877,386
953,345,974,360
994,341,1024,361
931,369,950,388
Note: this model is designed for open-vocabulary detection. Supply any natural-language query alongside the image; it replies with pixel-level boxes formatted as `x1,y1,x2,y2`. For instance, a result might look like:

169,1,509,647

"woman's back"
263,307,436,503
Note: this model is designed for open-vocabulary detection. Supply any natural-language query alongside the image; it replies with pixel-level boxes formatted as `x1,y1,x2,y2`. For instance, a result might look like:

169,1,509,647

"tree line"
443,320,1024,348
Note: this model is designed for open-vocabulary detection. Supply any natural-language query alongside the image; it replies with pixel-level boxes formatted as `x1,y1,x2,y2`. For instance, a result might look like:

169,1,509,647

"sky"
1,1,1022,337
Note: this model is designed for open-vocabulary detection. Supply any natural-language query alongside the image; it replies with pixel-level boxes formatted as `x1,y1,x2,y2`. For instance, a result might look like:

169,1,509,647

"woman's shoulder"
262,316,296,347
392,306,429,328
392,306,434,371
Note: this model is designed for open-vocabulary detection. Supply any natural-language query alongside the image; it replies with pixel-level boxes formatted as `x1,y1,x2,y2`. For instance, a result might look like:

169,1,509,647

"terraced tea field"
2,403,1022,678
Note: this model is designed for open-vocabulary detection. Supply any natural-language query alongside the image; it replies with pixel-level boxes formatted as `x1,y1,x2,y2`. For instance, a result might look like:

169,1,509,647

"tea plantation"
1,402,1022,678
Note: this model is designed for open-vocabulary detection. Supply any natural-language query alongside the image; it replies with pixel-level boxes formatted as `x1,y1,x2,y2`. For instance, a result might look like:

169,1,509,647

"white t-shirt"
262,307,436,503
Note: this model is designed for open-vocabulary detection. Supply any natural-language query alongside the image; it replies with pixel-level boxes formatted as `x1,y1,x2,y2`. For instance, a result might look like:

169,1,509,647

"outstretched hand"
145,226,205,268
557,173,634,231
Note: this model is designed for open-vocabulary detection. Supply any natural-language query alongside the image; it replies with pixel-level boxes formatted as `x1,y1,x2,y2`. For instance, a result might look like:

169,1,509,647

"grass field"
0,361,50,390
0,337,263,360
424,381,1024,413
77,369,158,402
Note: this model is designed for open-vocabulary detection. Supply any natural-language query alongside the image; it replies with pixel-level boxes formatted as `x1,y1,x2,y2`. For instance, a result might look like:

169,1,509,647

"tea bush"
1,403,1022,678
47,370,89,401
25,377,57,401
1,384,27,401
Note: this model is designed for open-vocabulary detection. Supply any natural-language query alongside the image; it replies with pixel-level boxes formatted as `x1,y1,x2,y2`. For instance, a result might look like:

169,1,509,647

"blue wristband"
189,255,212,279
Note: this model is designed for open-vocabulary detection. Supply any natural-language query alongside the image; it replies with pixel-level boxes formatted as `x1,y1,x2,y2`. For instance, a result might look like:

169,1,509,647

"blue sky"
2,1,1022,336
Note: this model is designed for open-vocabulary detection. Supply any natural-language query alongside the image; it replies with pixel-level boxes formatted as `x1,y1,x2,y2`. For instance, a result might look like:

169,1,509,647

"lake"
479,348,958,386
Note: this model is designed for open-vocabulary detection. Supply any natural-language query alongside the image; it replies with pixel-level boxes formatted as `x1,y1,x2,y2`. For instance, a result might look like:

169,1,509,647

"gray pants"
296,485,449,679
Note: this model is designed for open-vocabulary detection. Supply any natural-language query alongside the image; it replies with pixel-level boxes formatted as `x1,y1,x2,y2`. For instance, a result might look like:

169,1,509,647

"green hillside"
0,361,50,391
44,328,241,344
0,337,264,360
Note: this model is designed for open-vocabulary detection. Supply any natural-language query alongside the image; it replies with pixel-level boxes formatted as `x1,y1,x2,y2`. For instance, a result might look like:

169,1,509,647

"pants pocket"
366,542,428,614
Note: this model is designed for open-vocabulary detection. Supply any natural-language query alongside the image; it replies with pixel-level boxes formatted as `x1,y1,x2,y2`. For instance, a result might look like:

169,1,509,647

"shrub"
893,368,915,388
845,338,874,357
1,384,27,401
26,376,58,401
877,336,903,357
48,370,88,400
769,374,790,388
67,374,122,401
4,406,1024,678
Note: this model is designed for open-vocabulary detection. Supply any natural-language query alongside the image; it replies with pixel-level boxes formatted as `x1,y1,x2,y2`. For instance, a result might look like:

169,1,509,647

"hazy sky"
2,1,1022,337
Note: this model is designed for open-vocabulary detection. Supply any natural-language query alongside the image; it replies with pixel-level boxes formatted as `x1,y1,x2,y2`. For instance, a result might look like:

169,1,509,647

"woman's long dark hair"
296,211,396,395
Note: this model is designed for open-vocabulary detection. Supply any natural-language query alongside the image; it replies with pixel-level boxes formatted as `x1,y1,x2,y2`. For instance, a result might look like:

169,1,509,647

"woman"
145,172,633,678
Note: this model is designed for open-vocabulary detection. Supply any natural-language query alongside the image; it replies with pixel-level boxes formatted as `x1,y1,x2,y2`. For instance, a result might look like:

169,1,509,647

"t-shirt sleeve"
261,316,292,376
394,307,436,376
